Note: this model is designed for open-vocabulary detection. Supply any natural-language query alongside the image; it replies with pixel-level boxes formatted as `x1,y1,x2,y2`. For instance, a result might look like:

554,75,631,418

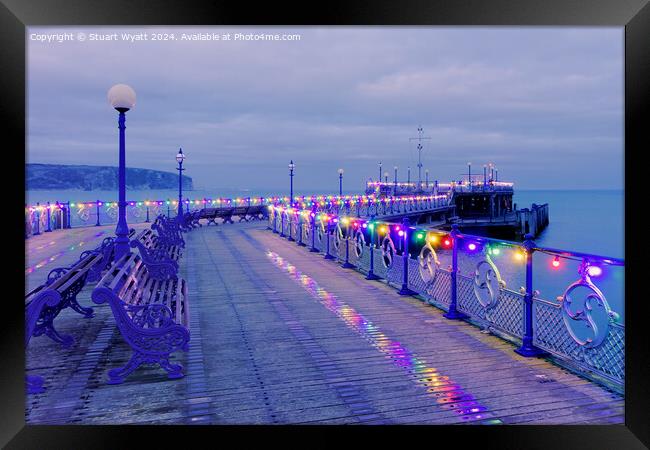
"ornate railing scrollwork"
473,255,505,309
561,260,619,348
334,223,343,250
381,235,395,268
418,243,440,284
354,231,365,258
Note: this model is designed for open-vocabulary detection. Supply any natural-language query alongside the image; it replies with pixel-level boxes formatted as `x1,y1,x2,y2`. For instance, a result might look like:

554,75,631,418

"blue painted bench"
25,251,105,394
130,229,180,281
92,251,190,384
152,215,185,248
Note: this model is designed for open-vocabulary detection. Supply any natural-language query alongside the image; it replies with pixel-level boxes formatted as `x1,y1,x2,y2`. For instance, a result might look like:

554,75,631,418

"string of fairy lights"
268,205,623,275
24,193,450,213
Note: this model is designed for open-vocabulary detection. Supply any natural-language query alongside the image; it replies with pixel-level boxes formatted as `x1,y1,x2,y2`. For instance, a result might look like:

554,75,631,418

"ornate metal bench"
152,215,185,248
199,208,219,226
25,250,105,394
25,288,63,394
218,207,235,224
91,252,190,384
246,205,266,221
232,206,250,222
130,229,180,281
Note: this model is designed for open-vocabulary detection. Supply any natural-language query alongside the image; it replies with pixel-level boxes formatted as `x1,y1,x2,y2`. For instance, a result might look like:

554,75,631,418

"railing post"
444,224,468,320
310,213,318,252
342,221,354,269
398,217,416,295
288,212,294,241
273,208,278,233
297,213,306,246
515,234,548,357
280,211,286,237
324,219,335,260
95,200,101,226
34,203,41,235
65,202,71,228
366,216,379,280
45,202,52,232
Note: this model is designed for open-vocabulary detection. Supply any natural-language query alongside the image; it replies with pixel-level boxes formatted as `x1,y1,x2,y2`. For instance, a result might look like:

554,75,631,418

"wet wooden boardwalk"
25,223,624,424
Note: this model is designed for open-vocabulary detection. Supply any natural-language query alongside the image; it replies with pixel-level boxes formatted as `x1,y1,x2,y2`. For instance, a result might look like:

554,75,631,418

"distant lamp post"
288,160,295,205
425,169,429,188
393,166,398,195
378,161,382,183
407,166,411,186
107,83,136,262
338,168,344,196
176,148,186,217
483,164,487,186
384,171,389,183
468,162,472,188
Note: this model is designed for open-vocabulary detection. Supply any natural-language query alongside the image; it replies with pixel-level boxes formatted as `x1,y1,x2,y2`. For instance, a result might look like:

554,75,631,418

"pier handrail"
269,206,626,392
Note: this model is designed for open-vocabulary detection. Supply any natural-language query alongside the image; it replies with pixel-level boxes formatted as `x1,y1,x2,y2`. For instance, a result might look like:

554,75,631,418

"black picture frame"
3,0,648,447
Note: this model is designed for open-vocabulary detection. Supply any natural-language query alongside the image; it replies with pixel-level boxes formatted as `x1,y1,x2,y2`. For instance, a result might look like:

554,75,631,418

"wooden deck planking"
24,222,624,424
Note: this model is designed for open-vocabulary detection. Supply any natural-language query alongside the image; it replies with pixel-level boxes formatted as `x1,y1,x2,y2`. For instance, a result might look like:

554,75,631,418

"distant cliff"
26,164,193,191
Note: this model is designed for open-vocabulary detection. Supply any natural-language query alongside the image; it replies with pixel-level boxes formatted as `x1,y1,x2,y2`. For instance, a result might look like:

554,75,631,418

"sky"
27,26,624,193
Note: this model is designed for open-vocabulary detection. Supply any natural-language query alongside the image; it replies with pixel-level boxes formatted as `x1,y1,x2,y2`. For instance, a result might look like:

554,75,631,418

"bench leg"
42,324,74,348
69,296,95,318
107,351,146,385
160,358,184,379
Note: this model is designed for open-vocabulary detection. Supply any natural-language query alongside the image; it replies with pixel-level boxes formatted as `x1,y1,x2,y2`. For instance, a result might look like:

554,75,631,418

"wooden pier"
25,223,623,425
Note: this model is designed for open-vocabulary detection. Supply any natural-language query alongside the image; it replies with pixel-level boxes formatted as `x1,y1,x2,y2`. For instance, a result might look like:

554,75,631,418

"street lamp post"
384,171,389,184
378,162,382,183
107,84,136,263
176,148,186,218
468,162,472,189
338,168,344,196
425,169,429,188
289,160,295,206
393,166,398,196
407,166,411,186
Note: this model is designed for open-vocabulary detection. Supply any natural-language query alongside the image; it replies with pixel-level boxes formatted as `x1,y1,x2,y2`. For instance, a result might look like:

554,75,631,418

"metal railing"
24,197,273,238
267,208,625,392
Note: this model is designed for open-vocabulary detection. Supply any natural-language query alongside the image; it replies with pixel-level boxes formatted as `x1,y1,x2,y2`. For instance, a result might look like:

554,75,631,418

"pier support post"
45,202,52,232
398,217,417,296
324,219,335,260
515,234,548,357
444,224,468,320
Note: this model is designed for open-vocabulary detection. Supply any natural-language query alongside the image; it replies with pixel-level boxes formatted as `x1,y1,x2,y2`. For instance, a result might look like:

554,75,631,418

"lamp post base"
287,236,295,242
324,254,335,260
342,262,355,269
365,272,380,281
297,241,306,247
309,247,319,253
